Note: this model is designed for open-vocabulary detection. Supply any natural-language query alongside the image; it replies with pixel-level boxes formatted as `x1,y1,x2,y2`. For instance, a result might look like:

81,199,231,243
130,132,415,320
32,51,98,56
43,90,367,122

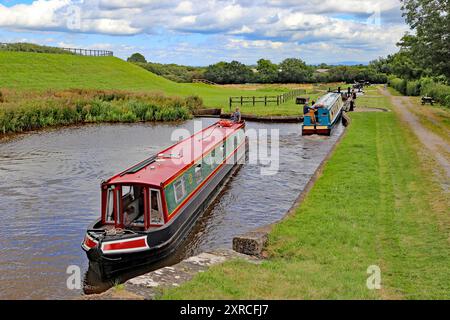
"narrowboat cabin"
82,120,246,279
302,93,345,136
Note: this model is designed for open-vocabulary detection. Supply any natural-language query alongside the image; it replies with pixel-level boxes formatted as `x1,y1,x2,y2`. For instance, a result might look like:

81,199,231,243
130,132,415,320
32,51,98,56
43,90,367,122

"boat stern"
302,125,331,136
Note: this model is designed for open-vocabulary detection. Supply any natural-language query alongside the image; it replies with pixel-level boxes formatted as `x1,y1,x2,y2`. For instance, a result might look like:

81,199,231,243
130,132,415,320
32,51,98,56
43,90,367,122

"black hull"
86,148,245,280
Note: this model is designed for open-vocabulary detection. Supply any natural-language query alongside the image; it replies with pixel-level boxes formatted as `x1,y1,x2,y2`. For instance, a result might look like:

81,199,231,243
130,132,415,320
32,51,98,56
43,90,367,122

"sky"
0,0,410,66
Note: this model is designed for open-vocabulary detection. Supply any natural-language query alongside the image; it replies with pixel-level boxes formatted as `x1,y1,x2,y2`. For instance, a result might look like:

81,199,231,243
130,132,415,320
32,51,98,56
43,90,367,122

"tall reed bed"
0,89,202,134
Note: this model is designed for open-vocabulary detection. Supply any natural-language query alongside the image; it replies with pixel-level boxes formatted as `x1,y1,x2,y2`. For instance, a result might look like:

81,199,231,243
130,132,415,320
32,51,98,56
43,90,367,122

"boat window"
174,177,186,203
209,147,218,166
233,136,239,164
106,187,115,222
222,143,226,160
150,190,164,225
122,185,145,227
195,164,202,183
122,185,134,199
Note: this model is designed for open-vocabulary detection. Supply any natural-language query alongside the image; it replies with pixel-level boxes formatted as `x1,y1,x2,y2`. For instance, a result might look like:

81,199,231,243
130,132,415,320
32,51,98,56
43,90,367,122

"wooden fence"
229,89,305,109
61,47,113,56
0,43,113,57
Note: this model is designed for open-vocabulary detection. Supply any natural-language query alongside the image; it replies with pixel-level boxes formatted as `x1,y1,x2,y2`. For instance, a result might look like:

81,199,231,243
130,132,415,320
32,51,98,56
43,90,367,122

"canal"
0,119,344,299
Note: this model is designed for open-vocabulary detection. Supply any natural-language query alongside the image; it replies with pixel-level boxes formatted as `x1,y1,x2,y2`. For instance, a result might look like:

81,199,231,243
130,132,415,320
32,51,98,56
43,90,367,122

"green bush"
0,42,73,55
406,80,421,96
421,81,450,107
0,90,194,134
389,77,407,95
389,76,450,107
185,95,203,111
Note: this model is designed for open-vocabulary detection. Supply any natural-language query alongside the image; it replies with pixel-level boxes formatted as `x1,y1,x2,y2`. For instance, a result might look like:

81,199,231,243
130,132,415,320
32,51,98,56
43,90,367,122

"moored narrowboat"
82,120,246,279
302,92,345,136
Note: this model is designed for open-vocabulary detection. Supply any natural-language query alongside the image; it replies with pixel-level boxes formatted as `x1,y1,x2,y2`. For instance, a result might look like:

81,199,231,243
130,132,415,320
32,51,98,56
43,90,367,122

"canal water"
0,119,344,299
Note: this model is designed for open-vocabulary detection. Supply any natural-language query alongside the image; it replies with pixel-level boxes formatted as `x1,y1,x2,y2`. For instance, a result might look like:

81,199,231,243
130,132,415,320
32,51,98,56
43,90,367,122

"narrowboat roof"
105,121,244,188
315,93,341,109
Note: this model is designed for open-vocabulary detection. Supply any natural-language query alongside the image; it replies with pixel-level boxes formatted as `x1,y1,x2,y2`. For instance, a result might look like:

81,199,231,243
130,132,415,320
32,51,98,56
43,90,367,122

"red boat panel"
107,122,244,187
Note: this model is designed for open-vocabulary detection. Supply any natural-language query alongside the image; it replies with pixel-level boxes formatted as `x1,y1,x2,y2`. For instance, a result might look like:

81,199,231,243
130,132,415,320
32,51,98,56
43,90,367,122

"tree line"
369,0,450,107
203,58,387,84
127,53,205,83
129,52,387,85
0,42,74,55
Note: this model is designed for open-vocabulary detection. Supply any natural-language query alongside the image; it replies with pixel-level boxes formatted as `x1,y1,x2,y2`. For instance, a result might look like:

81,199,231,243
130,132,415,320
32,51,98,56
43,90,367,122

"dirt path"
380,88,450,180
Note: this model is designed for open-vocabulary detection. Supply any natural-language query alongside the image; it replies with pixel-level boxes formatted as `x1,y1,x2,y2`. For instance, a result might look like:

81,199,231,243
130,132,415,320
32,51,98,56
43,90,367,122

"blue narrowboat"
302,92,345,136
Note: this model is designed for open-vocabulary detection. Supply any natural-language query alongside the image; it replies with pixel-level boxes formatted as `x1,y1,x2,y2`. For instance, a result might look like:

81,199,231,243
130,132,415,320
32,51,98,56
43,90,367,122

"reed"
0,89,197,134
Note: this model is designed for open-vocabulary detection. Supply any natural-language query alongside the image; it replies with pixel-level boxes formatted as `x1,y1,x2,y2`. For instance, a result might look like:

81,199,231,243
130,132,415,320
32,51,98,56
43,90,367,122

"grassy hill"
0,51,309,113
0,51,182,91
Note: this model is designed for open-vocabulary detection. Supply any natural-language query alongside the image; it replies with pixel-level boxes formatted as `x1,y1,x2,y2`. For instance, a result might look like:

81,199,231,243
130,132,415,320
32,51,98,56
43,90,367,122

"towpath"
380,87,450,181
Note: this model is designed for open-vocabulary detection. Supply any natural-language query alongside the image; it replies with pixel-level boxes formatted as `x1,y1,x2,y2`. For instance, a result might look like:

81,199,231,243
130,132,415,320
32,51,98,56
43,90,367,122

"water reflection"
0,119,343,299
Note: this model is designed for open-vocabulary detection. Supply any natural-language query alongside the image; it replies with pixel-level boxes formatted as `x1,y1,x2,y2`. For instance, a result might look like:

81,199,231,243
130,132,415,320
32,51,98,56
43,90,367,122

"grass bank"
0,51,330,116
162,93,450,299
0,89,196,134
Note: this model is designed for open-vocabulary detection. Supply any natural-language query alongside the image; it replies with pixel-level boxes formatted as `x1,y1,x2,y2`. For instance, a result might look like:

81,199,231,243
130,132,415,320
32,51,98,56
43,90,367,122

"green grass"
0,51,312,116
387,86,404,97
162,104,450,299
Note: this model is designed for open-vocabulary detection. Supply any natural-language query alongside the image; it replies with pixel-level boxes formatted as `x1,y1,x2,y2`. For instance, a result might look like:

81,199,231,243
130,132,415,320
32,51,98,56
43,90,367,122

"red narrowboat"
82,120,246,279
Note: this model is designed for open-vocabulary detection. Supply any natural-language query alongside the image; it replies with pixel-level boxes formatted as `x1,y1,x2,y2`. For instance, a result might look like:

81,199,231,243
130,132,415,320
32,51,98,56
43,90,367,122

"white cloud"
174,1,194,14
0,0,408,64
0,0,70,29
226,39,284,50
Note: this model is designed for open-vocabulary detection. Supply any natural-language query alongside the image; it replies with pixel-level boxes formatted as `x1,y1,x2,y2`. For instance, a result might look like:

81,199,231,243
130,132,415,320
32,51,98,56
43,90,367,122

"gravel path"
380,87,450,181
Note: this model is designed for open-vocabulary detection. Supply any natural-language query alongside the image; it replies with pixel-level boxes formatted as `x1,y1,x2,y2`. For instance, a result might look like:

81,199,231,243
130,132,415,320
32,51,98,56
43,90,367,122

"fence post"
253,96,255,106
265,96,267,106
240,96,243,107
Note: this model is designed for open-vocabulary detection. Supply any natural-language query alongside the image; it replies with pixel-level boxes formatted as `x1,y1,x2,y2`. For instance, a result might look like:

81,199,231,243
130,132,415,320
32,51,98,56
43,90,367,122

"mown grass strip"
162,107,450,299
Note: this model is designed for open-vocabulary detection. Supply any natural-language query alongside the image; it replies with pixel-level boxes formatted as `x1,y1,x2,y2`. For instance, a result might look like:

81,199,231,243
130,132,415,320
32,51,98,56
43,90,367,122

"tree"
278,58,313,83
204,61,254,84
400,0,450,80
369,56,394,75
256,59,278,83
389,51,426,80
127,53,147,63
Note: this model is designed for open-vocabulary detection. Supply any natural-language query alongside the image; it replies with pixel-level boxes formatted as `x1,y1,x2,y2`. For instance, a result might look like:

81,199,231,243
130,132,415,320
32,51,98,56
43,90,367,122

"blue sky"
0,0,409,66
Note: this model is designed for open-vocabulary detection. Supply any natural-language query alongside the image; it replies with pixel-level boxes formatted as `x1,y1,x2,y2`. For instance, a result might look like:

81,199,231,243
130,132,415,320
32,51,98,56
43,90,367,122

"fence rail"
61,47,113,56
229,89,305,109
0,43,113,57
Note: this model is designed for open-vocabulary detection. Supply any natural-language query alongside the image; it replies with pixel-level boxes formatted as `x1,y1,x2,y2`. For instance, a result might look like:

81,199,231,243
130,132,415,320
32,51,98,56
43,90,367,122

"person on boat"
308,108,316,124
231,107,241,123
124,206,139,226
303,102,310,115
304,100,316,114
